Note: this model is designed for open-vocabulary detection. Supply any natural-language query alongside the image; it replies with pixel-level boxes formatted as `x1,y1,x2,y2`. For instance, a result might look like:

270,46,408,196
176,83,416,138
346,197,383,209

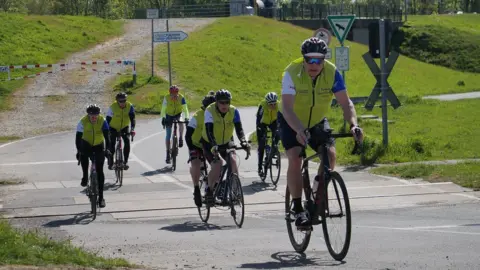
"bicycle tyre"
230,173,245,228
197,173,210,223
321,171,352,261
260,157,268,182
90,172,98,220
115,146,123,186
172,137,178,171
285,185,311,253
269,148,281,186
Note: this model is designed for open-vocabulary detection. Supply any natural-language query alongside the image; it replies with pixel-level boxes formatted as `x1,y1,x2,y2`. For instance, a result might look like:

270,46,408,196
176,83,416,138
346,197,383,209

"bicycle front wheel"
285,185,311,253
269,148,281,186
197,174,210,223
230,173,245,228
172,137,178,171
90,172,98,220
115,147,123,186
321,171,352,261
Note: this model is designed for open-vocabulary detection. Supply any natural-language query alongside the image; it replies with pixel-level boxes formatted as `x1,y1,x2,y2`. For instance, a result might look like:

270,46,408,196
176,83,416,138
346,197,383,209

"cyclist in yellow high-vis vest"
256,92,280,177
185,91,216,207
106,92,136,171
278,37,364,230
201,89,250,205
160,85,190,164
75,104,111,208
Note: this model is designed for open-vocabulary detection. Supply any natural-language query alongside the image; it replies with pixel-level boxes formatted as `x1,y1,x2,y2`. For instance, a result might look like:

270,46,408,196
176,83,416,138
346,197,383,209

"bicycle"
259,128,281,186
113,131,134,187
163,118,188,171
202,141,251,228
285,129,361,261
196,154,210,222
77,152,100,220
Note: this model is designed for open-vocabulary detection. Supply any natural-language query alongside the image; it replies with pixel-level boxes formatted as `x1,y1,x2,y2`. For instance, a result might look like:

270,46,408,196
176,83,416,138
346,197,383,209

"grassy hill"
0,13,124,110
114,15,480,113
398,14,480,73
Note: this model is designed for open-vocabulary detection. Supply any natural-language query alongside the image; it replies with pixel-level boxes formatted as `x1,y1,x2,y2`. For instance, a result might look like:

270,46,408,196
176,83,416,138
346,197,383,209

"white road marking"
0,131,71,149
356,225,480,236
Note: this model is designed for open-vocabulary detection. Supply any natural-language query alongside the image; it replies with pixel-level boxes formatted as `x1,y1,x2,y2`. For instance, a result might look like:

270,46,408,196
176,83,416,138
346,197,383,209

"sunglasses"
118,100,126,103
304,57,325,65
218,100,230,105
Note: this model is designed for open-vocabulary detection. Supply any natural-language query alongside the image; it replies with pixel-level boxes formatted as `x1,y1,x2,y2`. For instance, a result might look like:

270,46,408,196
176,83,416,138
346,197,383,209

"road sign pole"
379,19,388,147
166,19,172,87
151,18,154,78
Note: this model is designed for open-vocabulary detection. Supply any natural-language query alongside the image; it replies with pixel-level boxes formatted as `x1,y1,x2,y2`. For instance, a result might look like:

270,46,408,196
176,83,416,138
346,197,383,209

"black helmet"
116,92,127,100
86,104,101,115
202,92,216,108
215,89,232,102
301,37,328,57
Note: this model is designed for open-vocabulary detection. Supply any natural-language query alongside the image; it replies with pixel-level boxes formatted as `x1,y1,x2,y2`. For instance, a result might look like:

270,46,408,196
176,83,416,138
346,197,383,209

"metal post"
379,19,388,147
151,18,154,77
166,19,172,86
133,61,137,85
404,0,408,21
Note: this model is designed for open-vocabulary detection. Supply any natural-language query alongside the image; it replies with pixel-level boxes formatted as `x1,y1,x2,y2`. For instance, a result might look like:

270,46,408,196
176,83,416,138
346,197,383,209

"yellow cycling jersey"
201,103,241,146
160,93,189,118
107,101,133,131
280,57,339,128
187,109,205,148
259,100,279,125
77,115,108,146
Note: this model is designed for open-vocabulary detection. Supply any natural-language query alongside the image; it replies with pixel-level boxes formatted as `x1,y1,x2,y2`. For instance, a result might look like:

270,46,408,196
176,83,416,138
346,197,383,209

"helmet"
202,94,216,108
169,85,179,94
301,37,328,57
265,92,278,104
215,89,232,102
116,92,127,100
86,104,101,115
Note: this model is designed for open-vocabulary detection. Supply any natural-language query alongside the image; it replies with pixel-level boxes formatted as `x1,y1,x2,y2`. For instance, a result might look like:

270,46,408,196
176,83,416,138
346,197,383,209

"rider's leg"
108,128,117,170
256,124,266,175
121,127,131,169
165,118,172,163
190,150,202,207
178,115,184,147
202,140,221,204
79,142,91,187
93,144,106,207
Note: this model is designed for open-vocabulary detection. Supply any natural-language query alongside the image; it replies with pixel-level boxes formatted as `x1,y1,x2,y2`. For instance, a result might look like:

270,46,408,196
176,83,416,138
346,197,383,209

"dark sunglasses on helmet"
304,56,325,65
117,99,126,103
218,100,230,105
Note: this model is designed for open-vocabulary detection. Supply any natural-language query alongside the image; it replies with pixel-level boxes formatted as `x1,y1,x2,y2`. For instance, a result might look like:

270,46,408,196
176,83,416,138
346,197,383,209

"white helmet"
265,92,278,104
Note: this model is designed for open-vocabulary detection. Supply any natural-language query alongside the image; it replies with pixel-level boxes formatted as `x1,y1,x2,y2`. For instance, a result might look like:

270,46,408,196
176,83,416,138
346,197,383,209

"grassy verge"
0,14,124,110
0,220,132,268
249,97,480,165
398,14,480,73
0,136,21,143
0,178,25,185
369,161,480,190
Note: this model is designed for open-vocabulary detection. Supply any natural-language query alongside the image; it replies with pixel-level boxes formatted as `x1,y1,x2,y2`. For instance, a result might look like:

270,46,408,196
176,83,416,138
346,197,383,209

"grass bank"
115,16,480,111
370,161,480,190
398,14,480,73
0,14,124,110
249,97,480,166
0,220,132,268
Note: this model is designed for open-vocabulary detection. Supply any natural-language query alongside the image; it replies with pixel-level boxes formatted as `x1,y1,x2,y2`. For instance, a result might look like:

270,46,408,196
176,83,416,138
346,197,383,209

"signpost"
147,9,159,77
152,22,188,86
314,28,331,46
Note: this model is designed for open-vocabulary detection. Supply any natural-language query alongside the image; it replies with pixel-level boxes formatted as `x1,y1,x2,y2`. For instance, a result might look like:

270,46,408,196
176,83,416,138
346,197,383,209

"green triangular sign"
327,15,356,44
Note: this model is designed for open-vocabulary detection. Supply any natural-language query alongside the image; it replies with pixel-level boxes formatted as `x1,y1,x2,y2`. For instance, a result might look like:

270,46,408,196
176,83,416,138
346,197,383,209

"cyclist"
256,91,280,177
160,85,190,164
278,37,364,229
106,92,136,171
201,89,250,205
75,104,111,208
185,91,216,207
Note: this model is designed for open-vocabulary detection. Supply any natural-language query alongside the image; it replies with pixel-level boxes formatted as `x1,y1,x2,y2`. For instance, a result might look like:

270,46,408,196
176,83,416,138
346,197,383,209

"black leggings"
109,127,130,163
80,142,105,198
257,121,279,167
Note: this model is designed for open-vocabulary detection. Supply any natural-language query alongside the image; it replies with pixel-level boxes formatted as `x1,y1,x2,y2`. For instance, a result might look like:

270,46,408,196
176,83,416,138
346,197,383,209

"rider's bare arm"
331,70,358,127
281,71,305,133
232,109,246,142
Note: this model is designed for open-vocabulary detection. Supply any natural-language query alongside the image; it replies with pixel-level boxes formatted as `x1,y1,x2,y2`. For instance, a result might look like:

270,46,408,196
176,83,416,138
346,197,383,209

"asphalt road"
1,107,479,270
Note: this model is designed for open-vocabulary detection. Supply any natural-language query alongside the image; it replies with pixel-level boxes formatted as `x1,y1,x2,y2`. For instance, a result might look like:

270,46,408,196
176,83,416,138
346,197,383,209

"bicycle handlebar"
300,130,363,158
213,140,252,161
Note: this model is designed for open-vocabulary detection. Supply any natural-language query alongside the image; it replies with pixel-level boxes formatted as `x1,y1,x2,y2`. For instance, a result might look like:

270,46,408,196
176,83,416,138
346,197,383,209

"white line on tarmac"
356,225,480,236
0,131,71,149
0,159,137,166
130,130,191,190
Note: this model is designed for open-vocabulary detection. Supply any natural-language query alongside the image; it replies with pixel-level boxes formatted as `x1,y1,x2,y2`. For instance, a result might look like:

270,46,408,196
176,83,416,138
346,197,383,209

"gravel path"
0,18,215,139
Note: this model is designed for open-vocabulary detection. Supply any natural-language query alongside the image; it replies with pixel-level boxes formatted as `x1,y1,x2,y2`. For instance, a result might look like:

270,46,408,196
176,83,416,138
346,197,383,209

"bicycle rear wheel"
269,147,281,186
321,171,352,261
90,172,98,220
285,185,311,253
230,173,245,228
172,137,178,171
115,146,123,186
197,172,210,223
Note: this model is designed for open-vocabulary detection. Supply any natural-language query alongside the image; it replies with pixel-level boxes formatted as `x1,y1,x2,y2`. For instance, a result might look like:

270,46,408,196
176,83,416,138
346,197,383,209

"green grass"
0,178,24,185
398,14,480,73
0,136,21,143
0,220,132,268
249,97,480,166
0,13,124,110
370,161,480,190
119,15,480,111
